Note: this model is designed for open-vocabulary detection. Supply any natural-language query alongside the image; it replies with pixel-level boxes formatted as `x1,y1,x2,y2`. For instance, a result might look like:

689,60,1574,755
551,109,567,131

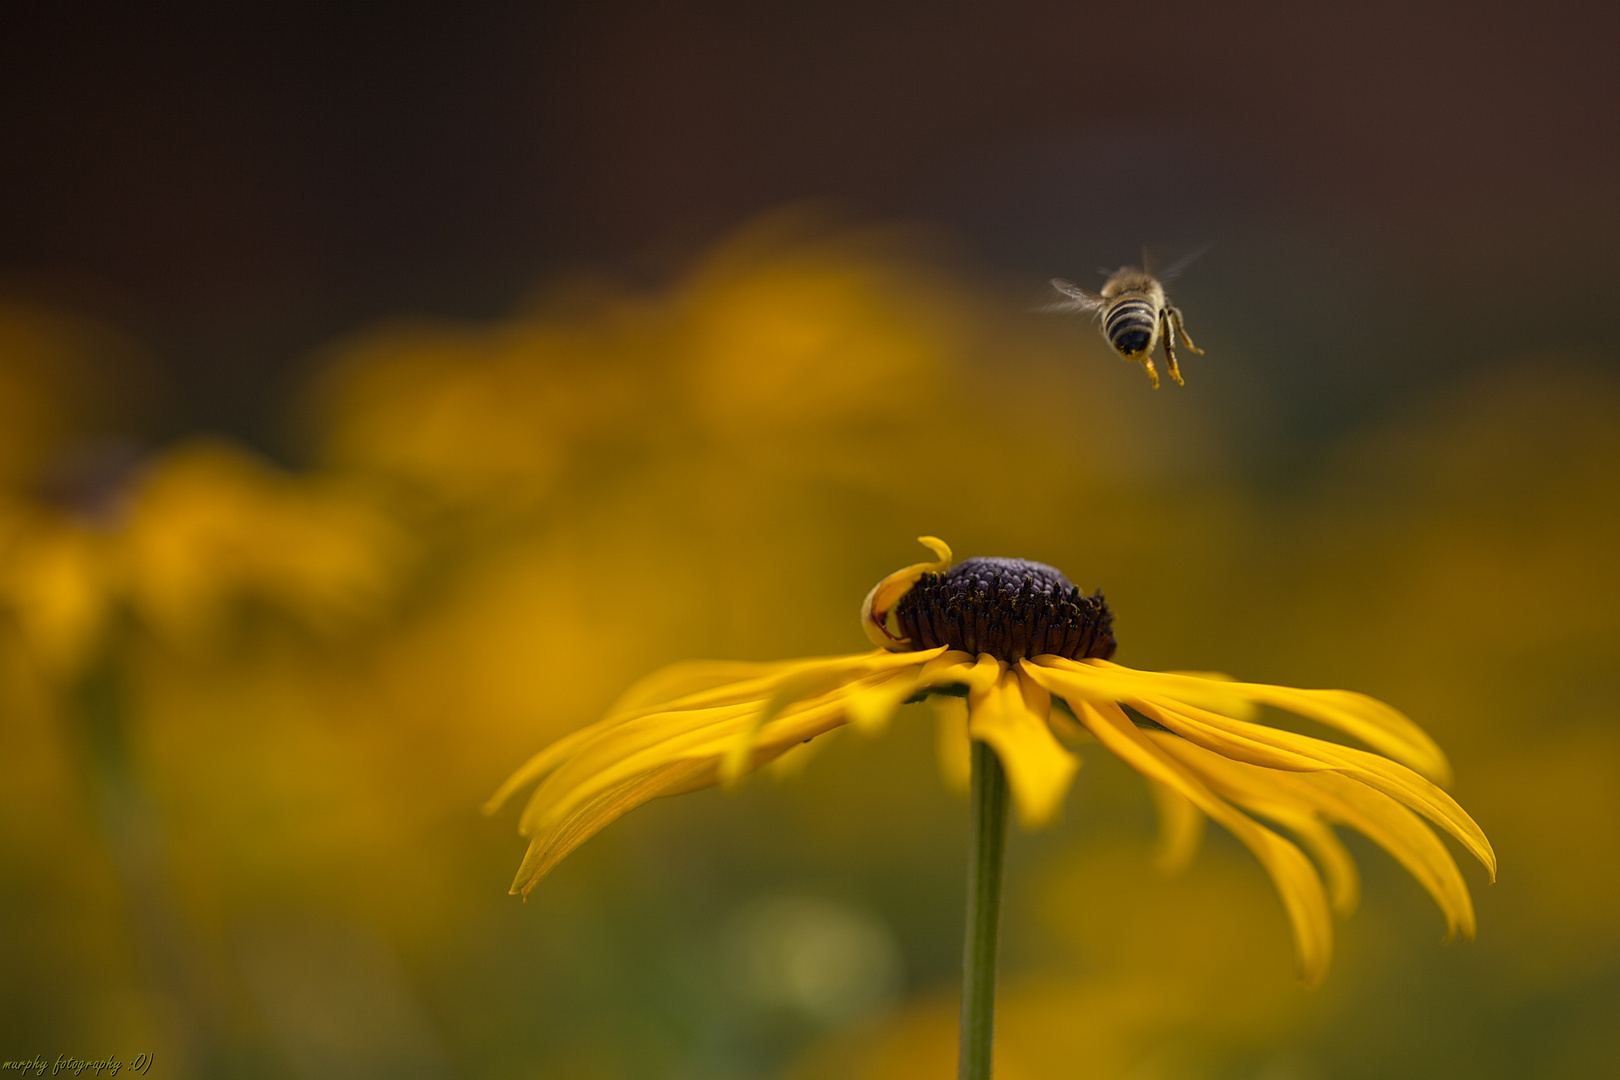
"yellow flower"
488,538,1495,986
0,440,404,674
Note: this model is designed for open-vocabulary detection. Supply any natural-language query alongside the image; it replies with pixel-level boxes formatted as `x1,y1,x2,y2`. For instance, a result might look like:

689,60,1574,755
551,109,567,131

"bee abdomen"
1103,298,1158,356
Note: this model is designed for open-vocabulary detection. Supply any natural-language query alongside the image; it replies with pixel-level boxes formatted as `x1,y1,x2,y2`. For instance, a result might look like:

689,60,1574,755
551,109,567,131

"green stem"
960,740,1010,1080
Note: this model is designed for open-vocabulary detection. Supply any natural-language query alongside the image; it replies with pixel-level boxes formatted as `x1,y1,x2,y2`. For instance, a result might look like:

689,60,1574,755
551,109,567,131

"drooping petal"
1277,814,1360,918
1151,734,1475,937
509,758,715,896
967,665,1079,828
1229,683,1452,786
1297,771,1476,939
1129,694,1496,881
1028,655,1261,719
765,723,844,780
1088,659,1449,784
1145,779,1205,876
1147,734,1360,916
719,649,946,782
635,648,936,722
914,649,980,693
484,719,613,816
1023,663,1330,773
845,669,926,734
606,658,814,715
518,700,757,835
933,695,972,795
1033,657,1452,785
488,650,916,817
1072,698,1336,987
522,660,937,836
531,680,863,833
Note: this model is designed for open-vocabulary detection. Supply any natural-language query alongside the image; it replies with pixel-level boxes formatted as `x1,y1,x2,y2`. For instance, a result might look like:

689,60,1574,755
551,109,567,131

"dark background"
4,0,1618,462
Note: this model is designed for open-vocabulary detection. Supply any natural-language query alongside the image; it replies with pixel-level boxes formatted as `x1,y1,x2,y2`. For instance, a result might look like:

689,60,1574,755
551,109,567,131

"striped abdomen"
1102,294,1160,357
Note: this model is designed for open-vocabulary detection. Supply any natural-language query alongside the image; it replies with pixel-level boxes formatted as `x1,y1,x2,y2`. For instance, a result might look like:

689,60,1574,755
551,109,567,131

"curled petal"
860,536,952,648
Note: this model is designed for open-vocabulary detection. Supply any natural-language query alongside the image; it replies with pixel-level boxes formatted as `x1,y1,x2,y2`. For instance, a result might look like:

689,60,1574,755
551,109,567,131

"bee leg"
1140,356,1161,389
1168,306,1204,355
1160,312,1186,386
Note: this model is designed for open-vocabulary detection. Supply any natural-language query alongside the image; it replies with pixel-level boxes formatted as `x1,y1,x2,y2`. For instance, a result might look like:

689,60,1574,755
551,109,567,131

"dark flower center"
891,557,1117,663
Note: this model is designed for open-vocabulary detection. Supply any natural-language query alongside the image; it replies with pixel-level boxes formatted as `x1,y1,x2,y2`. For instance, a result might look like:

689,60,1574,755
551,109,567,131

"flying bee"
1044,253,1205,388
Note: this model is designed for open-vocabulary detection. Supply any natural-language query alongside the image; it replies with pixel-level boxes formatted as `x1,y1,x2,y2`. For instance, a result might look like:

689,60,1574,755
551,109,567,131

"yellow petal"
1071,658,1450,784
1028,656,1260,719
933,695,972,794
913,650,979,694
1282,815,1360,918
967,665,1079,828
1300,771,1476,938
845,670,923,734
621,649,931,720
527,676,882,835
1073,699,1335,987
962,652,1004,693
517,701,755,834
1145,779,1205,877
720,665,863,784
1036,660,1454,785
765,725,844,780
860,536,952,648
484,719,617,816
1133,695,1496,881
605,658,811,715
1232,683,1452,786
1151,735,1475,936
1148,734,1360,916
509,758,714,896
720,651,943,783
1024,662,1324,774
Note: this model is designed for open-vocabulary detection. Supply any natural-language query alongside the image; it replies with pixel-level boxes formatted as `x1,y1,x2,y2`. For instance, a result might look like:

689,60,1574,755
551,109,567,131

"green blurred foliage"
0,212,1615,1078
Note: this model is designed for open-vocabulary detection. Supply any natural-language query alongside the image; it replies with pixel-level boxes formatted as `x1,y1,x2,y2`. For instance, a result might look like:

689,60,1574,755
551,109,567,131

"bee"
1045,253,1205,388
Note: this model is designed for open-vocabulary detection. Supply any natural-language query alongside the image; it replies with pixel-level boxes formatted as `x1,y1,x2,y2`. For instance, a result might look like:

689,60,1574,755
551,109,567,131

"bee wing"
1156,244,1214,284
1037,277,1107,314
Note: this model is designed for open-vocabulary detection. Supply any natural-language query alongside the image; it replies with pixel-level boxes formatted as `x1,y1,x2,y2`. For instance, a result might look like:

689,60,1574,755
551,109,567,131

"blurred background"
2,2,1618,1077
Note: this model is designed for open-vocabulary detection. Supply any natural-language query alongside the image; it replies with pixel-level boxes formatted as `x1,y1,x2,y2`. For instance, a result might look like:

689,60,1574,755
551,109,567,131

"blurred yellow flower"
489,537,1495,986
0,439,405,674
312,214,994,512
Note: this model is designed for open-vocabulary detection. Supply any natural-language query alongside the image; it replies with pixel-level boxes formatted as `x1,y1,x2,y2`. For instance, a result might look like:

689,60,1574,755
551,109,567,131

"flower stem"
960,740,1010,1080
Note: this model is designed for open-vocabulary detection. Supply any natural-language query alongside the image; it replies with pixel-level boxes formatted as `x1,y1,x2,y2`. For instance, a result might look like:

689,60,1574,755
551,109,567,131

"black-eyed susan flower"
487,536,1494,1073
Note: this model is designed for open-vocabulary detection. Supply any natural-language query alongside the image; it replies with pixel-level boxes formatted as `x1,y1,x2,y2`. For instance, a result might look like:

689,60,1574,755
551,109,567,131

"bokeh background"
3,3,1619,1078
